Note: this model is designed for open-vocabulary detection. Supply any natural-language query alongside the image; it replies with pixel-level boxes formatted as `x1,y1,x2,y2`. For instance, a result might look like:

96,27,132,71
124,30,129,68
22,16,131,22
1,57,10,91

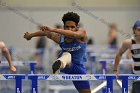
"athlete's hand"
24,32,32,40
114,70,118,79
9,65,16,73
39,25,54,32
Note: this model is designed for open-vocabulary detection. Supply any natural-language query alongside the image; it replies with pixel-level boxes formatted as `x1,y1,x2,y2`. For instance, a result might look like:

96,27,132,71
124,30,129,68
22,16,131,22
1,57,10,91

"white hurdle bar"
99,59,134,65
0,74,139,93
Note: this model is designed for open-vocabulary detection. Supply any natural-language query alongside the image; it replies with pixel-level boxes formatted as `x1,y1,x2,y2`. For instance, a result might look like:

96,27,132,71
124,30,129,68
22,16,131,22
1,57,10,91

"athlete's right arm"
113,39,131,79
24,31,61,44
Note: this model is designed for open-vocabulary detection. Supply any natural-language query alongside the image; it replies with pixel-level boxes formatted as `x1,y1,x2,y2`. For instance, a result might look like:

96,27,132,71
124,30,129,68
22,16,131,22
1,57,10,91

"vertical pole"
30,63,36,74
119,76,128,93
15,75,25,93
28,75,38,93
106,76,114,93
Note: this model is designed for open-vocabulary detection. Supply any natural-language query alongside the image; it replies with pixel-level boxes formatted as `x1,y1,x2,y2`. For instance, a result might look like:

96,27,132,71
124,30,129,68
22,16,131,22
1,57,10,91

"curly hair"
62,12,80,25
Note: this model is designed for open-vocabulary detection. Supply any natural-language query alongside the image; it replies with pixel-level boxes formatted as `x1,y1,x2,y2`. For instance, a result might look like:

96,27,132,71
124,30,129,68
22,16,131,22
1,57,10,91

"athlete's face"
64,21,78,31
134,27,140,36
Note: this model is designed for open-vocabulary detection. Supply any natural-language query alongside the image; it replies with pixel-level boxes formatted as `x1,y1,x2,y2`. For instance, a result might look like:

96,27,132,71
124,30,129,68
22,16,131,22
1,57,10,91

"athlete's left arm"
40,26,88,41
54,29,88,41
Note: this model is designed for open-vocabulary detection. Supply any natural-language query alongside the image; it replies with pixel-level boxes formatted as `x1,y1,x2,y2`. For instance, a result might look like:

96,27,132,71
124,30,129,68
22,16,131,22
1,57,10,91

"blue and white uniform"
58,35,90,90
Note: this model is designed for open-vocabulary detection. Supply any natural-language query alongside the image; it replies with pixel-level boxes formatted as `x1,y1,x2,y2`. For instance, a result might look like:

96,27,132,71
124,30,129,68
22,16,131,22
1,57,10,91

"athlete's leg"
79,89,91,93
71,64,91,93
57,52,71,68
52,52,71,74
73,81,91,93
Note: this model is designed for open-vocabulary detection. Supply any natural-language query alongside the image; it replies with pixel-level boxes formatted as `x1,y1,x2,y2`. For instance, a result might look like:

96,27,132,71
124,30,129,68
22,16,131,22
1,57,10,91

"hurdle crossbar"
0,74,25,80
0,61,37,66
0,61,37,74
0,74,140,93
99,59,133,64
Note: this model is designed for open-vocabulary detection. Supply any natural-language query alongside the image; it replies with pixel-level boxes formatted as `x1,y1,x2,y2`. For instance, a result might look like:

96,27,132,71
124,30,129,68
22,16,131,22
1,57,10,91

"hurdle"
0,61,37,74
28,74,115,93
95,59,134,93
0,74,25,93
28,74,140,93
1,74,140,93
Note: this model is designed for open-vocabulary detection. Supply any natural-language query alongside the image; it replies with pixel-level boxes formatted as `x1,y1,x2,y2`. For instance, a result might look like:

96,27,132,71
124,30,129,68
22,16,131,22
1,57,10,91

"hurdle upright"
0,74,25,93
